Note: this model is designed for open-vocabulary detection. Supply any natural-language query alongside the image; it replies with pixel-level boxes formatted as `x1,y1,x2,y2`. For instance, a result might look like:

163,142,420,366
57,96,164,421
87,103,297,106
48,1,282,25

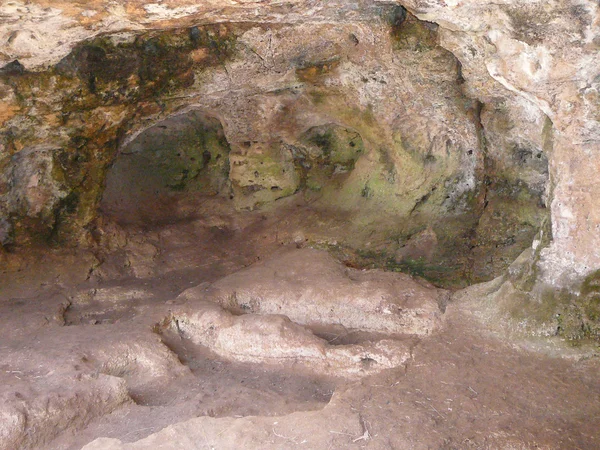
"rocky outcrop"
166,300,414,378
181,248,445,335
0,4,550,285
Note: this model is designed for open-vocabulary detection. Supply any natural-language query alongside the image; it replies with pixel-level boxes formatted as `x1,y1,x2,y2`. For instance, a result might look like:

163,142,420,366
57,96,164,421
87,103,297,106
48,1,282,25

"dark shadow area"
100,110,231,225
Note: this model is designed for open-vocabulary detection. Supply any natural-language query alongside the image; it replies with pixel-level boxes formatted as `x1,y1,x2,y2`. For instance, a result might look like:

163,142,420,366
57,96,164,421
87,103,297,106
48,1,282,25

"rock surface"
0,0,597,289
397,0,600,288
0,195,598,449
1,1,600,447
182,248,445,335
1,2,553,288
167,300,413,378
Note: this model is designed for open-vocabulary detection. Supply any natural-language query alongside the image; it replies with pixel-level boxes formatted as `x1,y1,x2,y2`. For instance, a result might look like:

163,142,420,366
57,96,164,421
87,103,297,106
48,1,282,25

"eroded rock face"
398,0,600,287
101,110,231,223
1,145,69,239
181,248,445,335
0,4,553,287
167,300,413,378
0,1,598,329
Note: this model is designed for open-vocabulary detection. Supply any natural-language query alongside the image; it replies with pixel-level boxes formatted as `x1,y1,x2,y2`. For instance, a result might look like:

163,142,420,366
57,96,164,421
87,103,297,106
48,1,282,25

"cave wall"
0,0,598,298
0,7,550,288
100,110,231,223
400,0,600,288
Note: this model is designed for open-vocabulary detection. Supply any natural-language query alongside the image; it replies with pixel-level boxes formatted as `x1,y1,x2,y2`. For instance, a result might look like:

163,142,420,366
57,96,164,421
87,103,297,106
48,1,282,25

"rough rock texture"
0,372,128,450
0,1,597,284
101,110,231,223
398,0,600,288
0,9,599,450
79,299,600,450
0,202,599,449
80,399,367,450
0,298,188,450
0,0,557,289
182,248,445,335
166,300,413,378
0,242,449,449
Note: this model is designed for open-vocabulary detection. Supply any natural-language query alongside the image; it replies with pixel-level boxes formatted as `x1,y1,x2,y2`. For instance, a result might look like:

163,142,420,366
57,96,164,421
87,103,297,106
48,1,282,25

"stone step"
163,300,415,379
179,248,447,336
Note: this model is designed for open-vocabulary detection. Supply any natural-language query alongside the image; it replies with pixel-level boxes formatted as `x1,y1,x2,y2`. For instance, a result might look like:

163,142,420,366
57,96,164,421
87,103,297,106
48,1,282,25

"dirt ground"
0,194,598,450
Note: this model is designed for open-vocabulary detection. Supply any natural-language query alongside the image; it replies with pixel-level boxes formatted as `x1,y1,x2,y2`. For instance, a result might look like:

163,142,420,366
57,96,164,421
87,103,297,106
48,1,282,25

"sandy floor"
0,194,598,450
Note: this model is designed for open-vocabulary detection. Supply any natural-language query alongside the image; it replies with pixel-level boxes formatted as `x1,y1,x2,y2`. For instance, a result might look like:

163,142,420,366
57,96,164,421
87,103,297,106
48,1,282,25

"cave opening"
79,8,552,292
100,110,231,226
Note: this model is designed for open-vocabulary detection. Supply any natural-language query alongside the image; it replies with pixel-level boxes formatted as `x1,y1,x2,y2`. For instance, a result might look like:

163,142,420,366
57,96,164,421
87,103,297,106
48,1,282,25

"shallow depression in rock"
155,326,336,414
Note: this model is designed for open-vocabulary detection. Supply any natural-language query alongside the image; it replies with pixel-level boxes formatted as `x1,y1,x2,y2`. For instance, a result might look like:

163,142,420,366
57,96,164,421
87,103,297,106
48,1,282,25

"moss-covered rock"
292,124,364,192
230,143,300,210
0,24,241,244
101,111,231,223
474,233,600,344
56,26,237,105
0,14,553,292
469,178,549,283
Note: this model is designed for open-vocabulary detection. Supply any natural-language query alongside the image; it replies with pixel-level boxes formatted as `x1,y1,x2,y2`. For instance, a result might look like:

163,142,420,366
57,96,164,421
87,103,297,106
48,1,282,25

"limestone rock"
81,401,365,450
181,248,445,335
0,0,597,321
167,300,411,378
0,4,554,285
0,145,69,238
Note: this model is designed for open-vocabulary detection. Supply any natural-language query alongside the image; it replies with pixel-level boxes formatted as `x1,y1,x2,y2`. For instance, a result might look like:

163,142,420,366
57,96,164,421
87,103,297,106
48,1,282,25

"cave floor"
0,195,599,450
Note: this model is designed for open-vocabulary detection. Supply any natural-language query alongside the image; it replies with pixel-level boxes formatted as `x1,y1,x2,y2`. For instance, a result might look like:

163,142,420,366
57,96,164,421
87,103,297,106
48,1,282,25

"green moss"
295,58,340,83
503,271,600,343
230,144,300,209
293,125,365,197
345,247,456,286
1,24,245,245
466,172,550,284
308,130,334,157
304,97,431,215
309,90,328,105
306,177,323,192
377,147,396,183
581,270,600,296
390,12,439,53
552,292,600,342
150,122,230,194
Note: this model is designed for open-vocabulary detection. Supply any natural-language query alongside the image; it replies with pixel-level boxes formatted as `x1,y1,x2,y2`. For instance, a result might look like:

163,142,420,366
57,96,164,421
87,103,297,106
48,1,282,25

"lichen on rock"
0,0,598,336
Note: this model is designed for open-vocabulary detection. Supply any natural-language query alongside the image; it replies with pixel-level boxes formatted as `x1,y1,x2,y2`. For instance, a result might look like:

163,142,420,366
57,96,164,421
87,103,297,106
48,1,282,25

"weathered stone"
101,110,231,223
0,6,555,285
182,248,445,335
229,142,300,210
0,3,600,448
166,300,412,378
0,0,597,328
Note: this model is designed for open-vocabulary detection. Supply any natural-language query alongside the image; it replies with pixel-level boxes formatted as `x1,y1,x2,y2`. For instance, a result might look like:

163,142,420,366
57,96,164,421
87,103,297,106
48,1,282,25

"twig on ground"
354,414,371,442
415,400,445,420
273,426,299,444
330,430,355,437
122,427,155,440
353,430,371,442
330,415,372,443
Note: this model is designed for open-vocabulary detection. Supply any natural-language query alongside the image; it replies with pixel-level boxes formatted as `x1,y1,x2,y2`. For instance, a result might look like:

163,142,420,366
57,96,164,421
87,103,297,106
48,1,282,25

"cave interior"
0,2,599,449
